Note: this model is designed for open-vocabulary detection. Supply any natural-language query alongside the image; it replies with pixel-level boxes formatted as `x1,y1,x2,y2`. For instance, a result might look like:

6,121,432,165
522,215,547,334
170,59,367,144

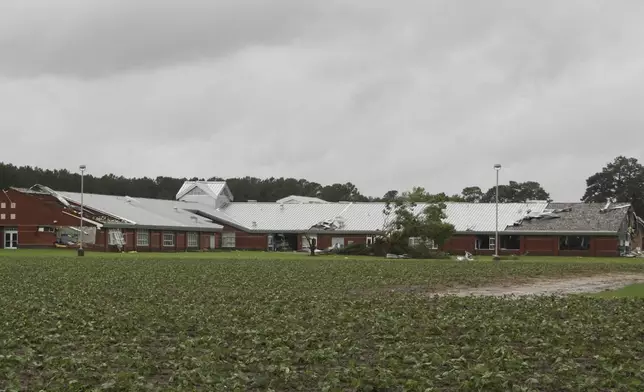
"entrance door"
4,229,18,249
209,235,216,249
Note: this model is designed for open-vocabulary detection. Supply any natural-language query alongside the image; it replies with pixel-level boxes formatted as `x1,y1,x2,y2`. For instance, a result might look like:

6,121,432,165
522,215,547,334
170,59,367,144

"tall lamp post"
78,164,86,256
493,164,502,261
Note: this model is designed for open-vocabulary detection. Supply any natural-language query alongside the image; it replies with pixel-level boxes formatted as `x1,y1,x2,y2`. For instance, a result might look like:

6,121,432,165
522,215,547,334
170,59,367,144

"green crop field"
1,250,644,391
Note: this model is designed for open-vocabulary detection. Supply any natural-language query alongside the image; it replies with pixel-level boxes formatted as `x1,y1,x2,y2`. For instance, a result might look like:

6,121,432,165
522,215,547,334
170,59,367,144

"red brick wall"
523,236,557,256
442,235,475,253
220,224,266,250
1,189,85,248
593,237,619,257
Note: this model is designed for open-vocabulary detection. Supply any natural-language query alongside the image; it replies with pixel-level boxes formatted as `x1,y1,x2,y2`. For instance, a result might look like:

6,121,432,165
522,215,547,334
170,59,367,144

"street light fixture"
78,164,86,257
493,164,502,261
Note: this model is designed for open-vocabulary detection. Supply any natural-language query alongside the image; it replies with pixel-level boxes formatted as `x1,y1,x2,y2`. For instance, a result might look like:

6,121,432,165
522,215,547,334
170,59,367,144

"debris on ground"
433,273,644,297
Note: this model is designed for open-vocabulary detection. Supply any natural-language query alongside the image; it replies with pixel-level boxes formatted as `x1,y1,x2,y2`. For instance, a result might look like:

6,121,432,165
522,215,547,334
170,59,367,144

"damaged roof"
50,190,223,231
505,202,631,234
195,201,549,233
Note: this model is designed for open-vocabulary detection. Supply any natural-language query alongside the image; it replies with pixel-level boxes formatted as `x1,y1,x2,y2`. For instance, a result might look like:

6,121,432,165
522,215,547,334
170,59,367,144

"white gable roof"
176,181,231,201
276,195,329,204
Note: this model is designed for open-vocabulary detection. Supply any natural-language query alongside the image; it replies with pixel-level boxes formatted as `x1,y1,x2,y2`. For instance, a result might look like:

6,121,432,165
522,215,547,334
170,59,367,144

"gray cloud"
1,0,643,201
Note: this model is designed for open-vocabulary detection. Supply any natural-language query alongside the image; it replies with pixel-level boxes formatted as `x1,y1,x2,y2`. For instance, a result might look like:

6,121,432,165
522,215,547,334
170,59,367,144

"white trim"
163,232,175,247
187,232,198,247
136,230,149,246
222,232,236,248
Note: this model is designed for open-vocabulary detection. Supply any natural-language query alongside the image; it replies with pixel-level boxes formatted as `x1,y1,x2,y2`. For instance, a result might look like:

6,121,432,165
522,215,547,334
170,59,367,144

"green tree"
382,189,455,254
582,156,644,216
461,186,484,202
480,181,550,203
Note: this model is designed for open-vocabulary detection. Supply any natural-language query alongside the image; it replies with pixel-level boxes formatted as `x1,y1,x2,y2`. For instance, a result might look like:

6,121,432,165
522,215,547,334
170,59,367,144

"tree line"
0,155,642,215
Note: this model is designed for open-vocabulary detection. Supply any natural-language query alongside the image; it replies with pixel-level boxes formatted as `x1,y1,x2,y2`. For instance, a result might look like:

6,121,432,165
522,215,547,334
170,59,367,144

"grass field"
1,250,644,390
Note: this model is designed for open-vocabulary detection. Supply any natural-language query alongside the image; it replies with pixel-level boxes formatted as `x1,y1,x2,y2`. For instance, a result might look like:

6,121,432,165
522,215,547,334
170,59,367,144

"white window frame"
136,230,149,246
163,232,175,247
222,232,236,248
366,236,374,246
488,236,496,250
9,214,15,220
10,203,15,209
0,203,5,209
408,237,438,249
187,232,198,247
0,214,4,220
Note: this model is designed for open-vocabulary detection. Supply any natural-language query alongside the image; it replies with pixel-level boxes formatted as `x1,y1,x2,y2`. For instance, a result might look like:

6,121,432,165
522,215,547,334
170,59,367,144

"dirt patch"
433,273,644,297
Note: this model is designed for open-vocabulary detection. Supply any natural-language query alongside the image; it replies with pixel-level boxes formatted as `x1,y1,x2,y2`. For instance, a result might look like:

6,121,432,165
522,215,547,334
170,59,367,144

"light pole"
78,164,86,256
493,164,502,261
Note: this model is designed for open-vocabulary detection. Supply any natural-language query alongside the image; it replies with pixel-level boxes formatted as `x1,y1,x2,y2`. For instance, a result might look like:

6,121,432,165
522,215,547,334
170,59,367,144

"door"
4,229,18,249
331,237,345,249
209,235,216,249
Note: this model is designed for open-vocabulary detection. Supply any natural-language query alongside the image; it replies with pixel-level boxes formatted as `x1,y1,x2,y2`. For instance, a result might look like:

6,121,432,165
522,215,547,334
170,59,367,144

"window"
500,235,520,250
163,232,175,247
366,236,374,246
10,203,15,209
0,214,4,220
38,226,55,233
9,214,15,220
408,237,438,249
108,229,126,245
136,230,149,246
559,236,590,251
187,232,198,247
475,235,495,250
0,203,5,209
222,232,236,248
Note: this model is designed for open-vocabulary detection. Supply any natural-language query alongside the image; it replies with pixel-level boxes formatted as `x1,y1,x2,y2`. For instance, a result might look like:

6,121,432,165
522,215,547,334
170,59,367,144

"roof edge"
103,223,223,232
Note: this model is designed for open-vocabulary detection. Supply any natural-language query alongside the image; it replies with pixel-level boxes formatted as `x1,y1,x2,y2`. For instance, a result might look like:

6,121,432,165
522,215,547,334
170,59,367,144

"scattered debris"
455,251,474,262
433,273,644,297
624,247,644,258
386,253,410,259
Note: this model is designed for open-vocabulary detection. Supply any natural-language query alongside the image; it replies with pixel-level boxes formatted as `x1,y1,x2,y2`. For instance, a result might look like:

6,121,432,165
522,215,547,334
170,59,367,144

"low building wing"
506,202,631,234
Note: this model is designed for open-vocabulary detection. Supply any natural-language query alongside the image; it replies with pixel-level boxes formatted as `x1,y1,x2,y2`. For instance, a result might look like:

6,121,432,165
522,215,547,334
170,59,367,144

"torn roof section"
506,202,632,234
15,185,223,232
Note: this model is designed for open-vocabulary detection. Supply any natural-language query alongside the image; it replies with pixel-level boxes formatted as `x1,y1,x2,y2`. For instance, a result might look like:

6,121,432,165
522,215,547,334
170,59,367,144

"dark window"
559,236,590,250
475,235,492,250
500,235,521,250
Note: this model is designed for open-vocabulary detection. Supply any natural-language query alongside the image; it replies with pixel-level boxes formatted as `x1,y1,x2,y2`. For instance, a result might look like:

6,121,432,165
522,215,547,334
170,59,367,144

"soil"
433,273,644,297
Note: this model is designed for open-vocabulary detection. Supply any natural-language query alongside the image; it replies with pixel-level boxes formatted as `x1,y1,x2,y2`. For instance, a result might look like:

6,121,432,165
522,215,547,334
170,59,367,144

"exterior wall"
523,236,558,256
1,189,86,248
219,224,266,250
442,235,475,254
593,237,619,257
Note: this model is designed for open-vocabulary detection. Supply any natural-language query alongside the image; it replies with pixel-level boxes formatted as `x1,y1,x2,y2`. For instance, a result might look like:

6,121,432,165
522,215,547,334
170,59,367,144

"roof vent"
252,221,257,228
190,216,198,223
279,204,284,210
124,196,137,203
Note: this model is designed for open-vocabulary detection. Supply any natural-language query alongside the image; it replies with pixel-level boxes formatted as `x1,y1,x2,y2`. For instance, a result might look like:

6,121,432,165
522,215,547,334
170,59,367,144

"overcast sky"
1,0,643,201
